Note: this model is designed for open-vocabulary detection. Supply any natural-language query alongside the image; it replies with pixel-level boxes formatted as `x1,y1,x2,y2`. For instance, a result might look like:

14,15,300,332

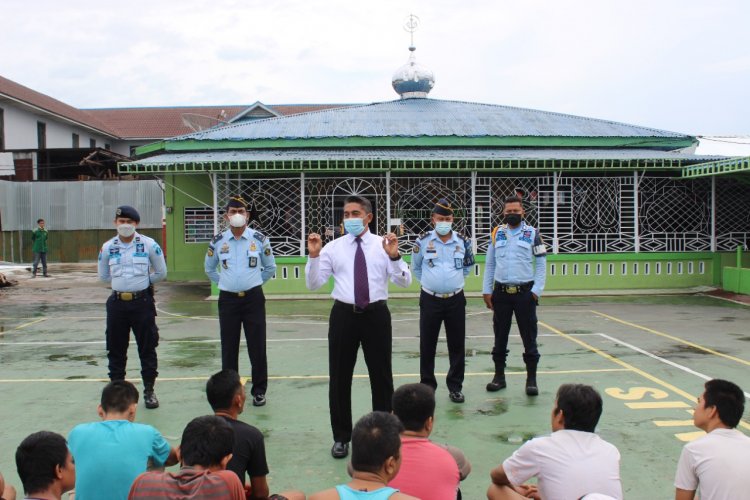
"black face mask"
503,214,522,226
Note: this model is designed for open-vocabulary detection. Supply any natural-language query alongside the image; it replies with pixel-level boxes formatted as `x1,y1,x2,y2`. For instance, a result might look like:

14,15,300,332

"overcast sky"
1,0,748,153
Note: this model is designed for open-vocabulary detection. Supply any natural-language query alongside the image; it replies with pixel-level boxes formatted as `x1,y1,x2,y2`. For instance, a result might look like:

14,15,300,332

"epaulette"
418,231,431,241
454,231,468,242
254,231,267,243
211,234,223,244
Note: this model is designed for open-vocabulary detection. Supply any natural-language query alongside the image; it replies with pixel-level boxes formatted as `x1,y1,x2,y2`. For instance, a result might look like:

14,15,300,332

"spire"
391,14,435,99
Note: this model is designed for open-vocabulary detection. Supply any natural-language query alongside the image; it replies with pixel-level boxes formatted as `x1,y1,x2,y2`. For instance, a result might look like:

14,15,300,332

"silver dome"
391,46,435,99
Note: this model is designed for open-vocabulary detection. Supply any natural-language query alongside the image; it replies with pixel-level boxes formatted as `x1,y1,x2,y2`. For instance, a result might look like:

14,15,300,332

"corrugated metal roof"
128,148,722,165
172,99,693,142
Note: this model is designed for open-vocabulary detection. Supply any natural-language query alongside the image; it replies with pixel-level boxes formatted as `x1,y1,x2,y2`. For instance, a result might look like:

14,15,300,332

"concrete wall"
723,267,750,294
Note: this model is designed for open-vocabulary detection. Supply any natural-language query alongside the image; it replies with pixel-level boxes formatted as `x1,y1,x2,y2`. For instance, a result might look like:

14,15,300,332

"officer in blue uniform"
412,199,475,403
205,196,276,407
482,195,547,396
98,205,166,408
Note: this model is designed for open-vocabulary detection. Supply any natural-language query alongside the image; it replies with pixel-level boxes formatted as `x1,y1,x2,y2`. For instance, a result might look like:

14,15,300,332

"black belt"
335,299,387,314
494,282,533,294
220,285,261,298
112,289,149,301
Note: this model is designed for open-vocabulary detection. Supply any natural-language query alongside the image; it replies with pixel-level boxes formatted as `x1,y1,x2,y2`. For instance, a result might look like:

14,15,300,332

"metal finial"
403,14,420,48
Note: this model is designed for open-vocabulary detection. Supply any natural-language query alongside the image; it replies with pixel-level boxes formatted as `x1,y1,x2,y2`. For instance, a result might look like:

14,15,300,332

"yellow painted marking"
653,420,696,427
605,387,669,400
591,310,750,367
675,430,706,442
625,401,691,409
539,320,698,402
10,318,46,331
0,368,629,384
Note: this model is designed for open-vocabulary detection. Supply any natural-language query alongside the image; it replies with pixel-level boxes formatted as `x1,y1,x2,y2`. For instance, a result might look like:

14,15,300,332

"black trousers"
491,288,540,367
419,290,466,393
106,293,159,383
328,300,393,443
218,286,267,396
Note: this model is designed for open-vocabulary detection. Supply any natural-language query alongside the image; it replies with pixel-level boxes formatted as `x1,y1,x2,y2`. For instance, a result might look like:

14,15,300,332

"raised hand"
307,233,322,257
382,232,400,258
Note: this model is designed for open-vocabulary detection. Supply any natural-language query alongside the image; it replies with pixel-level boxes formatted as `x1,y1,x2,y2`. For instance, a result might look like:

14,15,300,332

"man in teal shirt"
68,380,178,500
31,218,49,277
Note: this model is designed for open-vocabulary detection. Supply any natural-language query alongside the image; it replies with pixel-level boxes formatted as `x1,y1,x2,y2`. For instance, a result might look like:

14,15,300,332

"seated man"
128,415,246,499
389,383,469,499
674,378,750,500
68,380,178,500
1,471,17,500
487,384,622,500
309,412,418,500
207,369,304,500
15,431,76,500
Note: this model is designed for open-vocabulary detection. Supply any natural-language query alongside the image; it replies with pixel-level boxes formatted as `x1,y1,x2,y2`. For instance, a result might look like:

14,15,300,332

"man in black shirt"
206,369,303,500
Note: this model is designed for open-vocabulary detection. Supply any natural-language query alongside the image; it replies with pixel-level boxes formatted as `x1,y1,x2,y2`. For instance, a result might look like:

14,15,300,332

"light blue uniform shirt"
204,227,276,292
412,230,474,294
482,222,547,297
98,232,166,292
68,420,171,500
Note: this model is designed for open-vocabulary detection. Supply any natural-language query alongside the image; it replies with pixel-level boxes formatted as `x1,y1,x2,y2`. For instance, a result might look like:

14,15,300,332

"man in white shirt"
487,384,622,500
674,379,750,500
306,195,412,459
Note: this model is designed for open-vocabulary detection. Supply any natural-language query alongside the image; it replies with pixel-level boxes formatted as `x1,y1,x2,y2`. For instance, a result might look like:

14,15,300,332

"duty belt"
113,289,149,301
421,287,463,299
220,285,261,298
494,282,533,294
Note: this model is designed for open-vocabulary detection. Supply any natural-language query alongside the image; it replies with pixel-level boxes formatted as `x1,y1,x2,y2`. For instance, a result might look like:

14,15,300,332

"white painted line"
597,333,750,400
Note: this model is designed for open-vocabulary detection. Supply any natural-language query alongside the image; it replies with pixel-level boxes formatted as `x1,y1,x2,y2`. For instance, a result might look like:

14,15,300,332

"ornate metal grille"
205,172,749,256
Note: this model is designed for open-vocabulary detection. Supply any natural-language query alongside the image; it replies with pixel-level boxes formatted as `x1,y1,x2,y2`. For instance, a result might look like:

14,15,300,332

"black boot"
486,371,507,392
524,358,539,396
143,382,159,409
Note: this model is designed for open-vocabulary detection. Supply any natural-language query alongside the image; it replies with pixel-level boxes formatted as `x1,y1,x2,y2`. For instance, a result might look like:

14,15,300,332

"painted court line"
597,333,750,400
0,367,628,383
591,310,750,367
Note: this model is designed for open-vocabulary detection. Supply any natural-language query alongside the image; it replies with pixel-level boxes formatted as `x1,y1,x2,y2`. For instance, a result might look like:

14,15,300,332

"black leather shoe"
331,441,349,459
486,376,507,392
144,390,159,409
525,378,539,396
252,393,266,407
449,391,465,403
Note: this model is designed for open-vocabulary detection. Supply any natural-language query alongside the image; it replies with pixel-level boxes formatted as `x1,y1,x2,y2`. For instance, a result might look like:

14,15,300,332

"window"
633,263,638,275
644,263,650,275
104,143,111,150
184,207,216,243
90,138,96,148
37,122,46,149
72,133,80,148
0,108,5,150
699,261,705,274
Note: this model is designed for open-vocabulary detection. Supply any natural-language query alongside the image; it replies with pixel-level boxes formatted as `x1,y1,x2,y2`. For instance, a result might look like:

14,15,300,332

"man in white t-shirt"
674,378,750,500
487,384,622,500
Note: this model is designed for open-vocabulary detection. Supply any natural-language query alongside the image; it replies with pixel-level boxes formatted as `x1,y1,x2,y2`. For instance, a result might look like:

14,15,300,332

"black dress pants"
106,293,159,383
328,300,393,443
218,286,268,396
491,288,540,366
419,290,466,393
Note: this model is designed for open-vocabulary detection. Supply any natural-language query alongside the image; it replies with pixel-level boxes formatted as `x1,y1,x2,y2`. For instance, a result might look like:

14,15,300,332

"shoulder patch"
254,231,266,243
491,226,500,244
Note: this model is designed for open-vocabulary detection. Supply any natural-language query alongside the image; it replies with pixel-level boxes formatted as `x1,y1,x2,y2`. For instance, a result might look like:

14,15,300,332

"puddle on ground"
292,379,328,389
717,317,736,322
47,354,98,366
475,398,509,416
737,336,750,342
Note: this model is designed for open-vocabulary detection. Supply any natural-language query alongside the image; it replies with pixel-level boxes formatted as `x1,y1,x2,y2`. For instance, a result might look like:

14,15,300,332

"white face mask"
229,213,247,228
117,224,136,238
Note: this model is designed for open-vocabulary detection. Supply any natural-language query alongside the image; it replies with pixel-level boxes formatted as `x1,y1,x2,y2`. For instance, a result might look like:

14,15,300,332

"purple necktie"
354,237,370,309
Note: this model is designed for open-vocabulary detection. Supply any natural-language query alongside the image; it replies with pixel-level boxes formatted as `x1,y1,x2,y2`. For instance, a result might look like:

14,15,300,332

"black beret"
115,205,140,222
432,198,453,216
226,196,248,210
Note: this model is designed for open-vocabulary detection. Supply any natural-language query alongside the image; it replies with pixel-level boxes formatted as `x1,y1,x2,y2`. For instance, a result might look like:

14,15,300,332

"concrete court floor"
0,264,749,499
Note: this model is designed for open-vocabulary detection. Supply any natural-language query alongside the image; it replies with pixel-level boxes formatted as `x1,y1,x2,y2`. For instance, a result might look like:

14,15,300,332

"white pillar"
300,172,306,256
211,173,219,235
711,176,716,252
471,171,477,254
553,172,559,254
634,171,640,253
386,170,391,234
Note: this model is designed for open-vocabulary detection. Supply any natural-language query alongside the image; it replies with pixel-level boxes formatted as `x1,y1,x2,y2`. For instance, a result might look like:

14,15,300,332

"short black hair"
503,195,523,206
37,219,44,224
180,416,235,467
351,411,404,474
392,383,435,431
15,431,70,495
100,380,139,412
555,384,603,432
206,369,243,411
703,379,745,428
344,195,373,214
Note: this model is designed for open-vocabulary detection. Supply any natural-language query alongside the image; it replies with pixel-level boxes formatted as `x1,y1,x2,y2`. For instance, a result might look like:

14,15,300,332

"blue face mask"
344,217,366,236
435,221,453,236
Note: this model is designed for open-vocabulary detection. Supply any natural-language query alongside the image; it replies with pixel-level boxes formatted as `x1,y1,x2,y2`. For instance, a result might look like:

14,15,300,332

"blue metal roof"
171,98,692,142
